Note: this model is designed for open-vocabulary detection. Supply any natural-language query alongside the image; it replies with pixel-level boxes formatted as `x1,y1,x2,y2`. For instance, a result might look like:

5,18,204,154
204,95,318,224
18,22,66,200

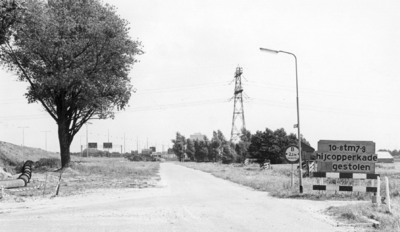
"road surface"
0,163,359,232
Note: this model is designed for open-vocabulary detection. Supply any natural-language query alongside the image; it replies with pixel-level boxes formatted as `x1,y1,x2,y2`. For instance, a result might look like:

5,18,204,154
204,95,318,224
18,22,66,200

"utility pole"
137,136,139,154
42,131,50,152
230,67,246,143
124,133,126,154
18,126,29,146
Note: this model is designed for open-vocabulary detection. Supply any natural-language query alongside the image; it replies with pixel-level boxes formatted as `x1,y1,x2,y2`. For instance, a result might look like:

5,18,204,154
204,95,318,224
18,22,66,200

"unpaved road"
1,163,361,232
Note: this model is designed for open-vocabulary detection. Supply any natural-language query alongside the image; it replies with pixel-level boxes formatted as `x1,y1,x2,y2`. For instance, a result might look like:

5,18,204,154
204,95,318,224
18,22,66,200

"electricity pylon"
230,67,246,143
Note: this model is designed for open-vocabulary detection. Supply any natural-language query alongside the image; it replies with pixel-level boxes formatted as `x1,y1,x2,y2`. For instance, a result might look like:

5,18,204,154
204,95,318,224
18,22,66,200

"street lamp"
260,47,303,193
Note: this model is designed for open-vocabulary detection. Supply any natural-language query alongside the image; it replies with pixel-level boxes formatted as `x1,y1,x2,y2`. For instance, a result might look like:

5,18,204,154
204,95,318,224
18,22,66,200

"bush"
125,154,142,161
34,158,60,170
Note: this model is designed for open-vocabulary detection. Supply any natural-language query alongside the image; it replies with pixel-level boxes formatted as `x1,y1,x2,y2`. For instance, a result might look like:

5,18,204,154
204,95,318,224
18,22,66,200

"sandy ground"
0,163,363,232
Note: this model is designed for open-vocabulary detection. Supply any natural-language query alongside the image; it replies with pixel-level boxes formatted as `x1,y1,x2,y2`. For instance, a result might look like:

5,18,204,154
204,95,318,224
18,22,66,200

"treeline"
171,128,309,164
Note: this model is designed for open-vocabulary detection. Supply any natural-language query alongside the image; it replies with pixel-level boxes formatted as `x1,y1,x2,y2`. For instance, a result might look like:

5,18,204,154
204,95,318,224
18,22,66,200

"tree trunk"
58,121,71,168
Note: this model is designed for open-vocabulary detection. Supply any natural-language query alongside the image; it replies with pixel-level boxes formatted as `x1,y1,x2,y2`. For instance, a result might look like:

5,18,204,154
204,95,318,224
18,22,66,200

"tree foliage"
172,128,309,165
221,143,238,164
235,128,251,163
186,138,195,161
248,128,298,164
171,132,186,162
194,139,209,162
210,131,222,161
0,0,143,167
0,0,24,45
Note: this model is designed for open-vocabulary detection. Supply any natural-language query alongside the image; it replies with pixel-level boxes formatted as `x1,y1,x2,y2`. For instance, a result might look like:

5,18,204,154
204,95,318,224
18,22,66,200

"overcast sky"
0,0,399,153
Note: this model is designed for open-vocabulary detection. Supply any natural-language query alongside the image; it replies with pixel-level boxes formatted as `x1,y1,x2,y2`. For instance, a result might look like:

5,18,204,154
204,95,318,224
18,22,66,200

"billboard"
103,142,112,149
88,143,97,148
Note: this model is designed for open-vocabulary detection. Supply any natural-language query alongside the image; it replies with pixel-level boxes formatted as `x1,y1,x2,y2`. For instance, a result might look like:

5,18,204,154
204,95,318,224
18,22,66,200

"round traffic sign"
284,145,300,164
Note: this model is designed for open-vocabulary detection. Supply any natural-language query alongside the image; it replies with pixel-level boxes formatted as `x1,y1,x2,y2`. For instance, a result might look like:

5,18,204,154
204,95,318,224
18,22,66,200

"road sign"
317,162,375,174
317,140,376,174
315,152,378,163
103,142,112,149
88,143,97,148
318,140,375,154
284,145,300,164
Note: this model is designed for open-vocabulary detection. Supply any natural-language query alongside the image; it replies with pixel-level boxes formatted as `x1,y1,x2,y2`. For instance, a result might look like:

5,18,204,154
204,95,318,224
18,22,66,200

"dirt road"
1,163,359,232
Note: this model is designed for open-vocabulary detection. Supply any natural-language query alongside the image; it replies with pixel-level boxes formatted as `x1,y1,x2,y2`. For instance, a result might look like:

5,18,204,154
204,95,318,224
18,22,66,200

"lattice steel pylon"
230,67,246,143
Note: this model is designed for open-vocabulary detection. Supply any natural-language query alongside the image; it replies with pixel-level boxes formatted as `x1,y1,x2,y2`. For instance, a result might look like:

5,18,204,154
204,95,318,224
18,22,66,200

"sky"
0,0,399,153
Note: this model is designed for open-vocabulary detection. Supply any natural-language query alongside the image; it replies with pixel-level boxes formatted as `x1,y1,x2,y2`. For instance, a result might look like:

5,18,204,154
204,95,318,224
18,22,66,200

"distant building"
376,151,394,163
190,133,206,141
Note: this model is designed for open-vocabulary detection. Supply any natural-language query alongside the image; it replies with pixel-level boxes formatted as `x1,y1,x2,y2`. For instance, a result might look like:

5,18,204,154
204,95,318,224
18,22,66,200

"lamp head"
259,47,279,54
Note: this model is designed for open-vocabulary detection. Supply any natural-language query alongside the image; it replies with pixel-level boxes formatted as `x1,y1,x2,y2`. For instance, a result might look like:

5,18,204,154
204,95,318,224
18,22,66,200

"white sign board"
284,145,299,164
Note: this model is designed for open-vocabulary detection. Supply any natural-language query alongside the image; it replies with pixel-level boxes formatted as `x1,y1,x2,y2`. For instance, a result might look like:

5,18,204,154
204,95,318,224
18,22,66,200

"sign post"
284,145,300,164
284,145,300,188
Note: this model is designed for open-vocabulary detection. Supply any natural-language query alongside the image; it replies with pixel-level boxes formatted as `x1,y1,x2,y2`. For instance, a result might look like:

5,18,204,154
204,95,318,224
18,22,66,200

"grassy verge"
326,199,399,231
1,158,160,201
177,161,400,231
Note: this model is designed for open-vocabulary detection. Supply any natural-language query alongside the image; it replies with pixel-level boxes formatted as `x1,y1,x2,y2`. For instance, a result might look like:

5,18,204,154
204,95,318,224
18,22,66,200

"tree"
171,132,186,162
221,143,237,164
0,0,143,168
235,128,251,163
248,128,301,164
210,131,222,162
217,130,228,145
0,0,24,45
193,139,208,162
186,138,195,161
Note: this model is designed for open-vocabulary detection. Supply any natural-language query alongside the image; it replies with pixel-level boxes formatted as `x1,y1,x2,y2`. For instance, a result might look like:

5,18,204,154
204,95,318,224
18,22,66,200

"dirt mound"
0,141,59,167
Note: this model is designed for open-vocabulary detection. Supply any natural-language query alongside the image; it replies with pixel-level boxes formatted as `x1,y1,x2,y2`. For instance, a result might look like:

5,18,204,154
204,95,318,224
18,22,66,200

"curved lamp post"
260,47,303,193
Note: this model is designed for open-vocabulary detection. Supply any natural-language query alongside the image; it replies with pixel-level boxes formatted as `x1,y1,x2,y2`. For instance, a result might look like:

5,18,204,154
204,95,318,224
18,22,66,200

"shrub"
34,158,61,170
125,154,142,161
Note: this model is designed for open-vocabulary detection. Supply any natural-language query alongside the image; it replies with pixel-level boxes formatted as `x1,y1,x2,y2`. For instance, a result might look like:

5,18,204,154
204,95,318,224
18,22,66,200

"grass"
177,161,400,231
326,199,400,231
1,157,160,201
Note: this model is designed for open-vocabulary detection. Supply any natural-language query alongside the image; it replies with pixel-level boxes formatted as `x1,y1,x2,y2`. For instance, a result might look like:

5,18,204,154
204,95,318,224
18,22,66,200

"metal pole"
18,126,28,146
292,52,303,193
42,131,50,152
282,51,303,194
260,48,303,193
86,122,91,157
291,164,294,188
86,123,88,157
